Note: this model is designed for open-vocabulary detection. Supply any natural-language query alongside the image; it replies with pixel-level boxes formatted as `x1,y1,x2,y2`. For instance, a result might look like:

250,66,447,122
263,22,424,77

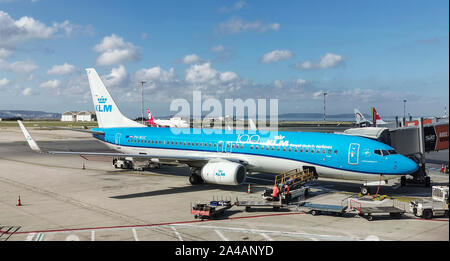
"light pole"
140,81,146,125
323,92,327,122
403,99,407,119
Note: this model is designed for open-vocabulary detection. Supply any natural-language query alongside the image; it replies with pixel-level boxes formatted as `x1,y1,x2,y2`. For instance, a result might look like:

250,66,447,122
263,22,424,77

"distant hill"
278,113,367,120
0,110,61,120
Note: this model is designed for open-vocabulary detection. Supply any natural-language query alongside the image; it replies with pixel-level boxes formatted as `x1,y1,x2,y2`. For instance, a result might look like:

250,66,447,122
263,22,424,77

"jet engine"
201,161,246,185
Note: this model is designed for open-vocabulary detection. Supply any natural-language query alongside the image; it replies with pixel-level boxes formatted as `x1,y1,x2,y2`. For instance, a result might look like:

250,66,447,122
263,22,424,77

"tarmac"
0,126,448,241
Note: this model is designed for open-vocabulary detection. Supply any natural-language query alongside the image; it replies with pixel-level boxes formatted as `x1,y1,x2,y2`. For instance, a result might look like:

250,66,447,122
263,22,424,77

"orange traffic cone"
16,196,22,206
247,184,251,194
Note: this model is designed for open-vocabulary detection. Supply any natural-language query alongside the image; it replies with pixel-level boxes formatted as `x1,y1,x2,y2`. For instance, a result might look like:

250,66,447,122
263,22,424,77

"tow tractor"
410,186,449,219
235,169,314,211
191,197,233,220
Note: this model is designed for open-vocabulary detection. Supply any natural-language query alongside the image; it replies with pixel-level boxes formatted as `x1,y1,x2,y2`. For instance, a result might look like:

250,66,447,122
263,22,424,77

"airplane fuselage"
93,127,418,182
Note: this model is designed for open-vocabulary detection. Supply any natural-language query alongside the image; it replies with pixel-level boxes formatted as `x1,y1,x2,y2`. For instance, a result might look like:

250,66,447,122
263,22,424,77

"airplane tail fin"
354,108,366,124
147,109,157,126
85,68,145,128
371,107,386,125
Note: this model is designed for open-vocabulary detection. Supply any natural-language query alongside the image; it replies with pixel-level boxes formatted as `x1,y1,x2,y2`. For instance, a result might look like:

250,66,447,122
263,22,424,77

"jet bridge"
344,119,449,187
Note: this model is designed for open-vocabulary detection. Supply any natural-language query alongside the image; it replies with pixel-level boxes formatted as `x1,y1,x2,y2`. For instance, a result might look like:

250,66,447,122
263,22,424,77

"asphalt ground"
0,126,448,242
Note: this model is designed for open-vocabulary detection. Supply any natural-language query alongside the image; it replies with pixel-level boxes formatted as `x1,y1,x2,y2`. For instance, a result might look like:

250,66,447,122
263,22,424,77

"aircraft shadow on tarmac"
108,166,442,199
110,183,251,199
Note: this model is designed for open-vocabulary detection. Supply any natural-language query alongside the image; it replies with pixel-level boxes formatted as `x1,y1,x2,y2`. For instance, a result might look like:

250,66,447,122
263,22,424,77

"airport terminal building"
61,111,96,122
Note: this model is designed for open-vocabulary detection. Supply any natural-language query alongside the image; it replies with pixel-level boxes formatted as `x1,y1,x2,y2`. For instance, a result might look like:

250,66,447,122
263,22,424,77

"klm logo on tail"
96,96,112,112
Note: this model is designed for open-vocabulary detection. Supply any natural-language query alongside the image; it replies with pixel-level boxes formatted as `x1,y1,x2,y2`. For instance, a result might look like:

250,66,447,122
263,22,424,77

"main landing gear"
189,167,204,185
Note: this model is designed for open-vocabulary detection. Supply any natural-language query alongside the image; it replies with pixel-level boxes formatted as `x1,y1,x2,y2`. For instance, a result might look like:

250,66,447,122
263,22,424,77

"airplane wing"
38,126,105,135
18,121,248,165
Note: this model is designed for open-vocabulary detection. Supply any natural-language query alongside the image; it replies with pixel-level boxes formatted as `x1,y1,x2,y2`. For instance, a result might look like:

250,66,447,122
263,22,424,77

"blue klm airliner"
18,68,418,194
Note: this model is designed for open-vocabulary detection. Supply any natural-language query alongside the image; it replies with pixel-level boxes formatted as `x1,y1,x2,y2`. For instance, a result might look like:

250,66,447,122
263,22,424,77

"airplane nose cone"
401,157,418,174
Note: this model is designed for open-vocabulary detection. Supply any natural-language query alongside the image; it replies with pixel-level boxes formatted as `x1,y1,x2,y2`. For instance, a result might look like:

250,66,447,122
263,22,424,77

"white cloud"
40,79,61,89
274,80,283,88
134,66,176,83
216,17,280,35
0,59,38,73
22,87,32,96
0,10,57,45
94,34,140,66
0,78,10,87
219,71,238,82
101,65,129,87
260,49,293,63
0,48,13,58
0,10,91,54
47,62,76,75
185,62,239,85
295,79,307,86
182,54,202,64
219,1,247,13
211,45,224,52
295,53,344,70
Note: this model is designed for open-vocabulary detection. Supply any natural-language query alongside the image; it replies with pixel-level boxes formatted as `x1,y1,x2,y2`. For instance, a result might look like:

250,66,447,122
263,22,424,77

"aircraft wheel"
189,175,204,185
424,177,431,188
400,176,406,187
360,186,370,196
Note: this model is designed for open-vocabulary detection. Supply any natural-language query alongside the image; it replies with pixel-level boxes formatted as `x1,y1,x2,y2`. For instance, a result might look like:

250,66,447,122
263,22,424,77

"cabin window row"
126,138,337,155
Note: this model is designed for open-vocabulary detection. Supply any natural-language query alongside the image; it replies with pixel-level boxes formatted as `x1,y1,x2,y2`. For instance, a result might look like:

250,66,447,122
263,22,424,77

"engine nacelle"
201,161,246,185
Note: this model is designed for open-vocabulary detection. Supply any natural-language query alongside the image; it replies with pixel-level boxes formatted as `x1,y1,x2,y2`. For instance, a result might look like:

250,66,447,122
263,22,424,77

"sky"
0,0,448,118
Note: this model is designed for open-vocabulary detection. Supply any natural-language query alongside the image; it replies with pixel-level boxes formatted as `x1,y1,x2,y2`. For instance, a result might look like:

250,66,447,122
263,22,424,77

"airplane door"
224,141,233,154
217,141,224,153
115,133,121,145
348,143,360,165
217,141,233,154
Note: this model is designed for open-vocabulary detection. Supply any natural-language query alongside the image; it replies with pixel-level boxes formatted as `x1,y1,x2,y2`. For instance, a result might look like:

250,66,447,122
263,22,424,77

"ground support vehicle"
191,198,232,220
410,186,449,219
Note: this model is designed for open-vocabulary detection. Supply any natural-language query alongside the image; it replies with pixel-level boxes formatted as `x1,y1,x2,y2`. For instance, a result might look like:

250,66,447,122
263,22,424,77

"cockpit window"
375,149,398,156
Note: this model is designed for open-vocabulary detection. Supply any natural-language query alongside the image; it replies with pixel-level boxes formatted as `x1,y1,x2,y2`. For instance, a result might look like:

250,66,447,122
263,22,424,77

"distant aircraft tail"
371,107,387,126
85,68,145,128
354,108,367,124
147,109,157,126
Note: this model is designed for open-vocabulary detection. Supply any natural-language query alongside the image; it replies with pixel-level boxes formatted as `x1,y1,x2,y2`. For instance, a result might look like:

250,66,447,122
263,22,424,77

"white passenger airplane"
147,109,190,128
354,107,388,127
18,68,418,194
354,108,372,127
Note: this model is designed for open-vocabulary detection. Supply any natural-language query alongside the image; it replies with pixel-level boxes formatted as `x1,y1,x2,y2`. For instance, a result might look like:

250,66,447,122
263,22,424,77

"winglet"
17,120,42,153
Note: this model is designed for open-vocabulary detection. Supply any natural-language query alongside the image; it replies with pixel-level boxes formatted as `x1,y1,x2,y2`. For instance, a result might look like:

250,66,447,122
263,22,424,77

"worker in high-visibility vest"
284,184,291,203
271,185,279,200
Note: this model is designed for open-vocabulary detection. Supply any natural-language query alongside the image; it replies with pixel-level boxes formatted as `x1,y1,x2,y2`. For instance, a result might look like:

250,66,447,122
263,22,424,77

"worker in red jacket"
284,184,291,203
271,185,279,200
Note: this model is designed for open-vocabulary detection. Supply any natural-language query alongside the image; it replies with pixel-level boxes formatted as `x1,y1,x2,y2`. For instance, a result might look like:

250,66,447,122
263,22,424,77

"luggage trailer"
298,198,406,221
